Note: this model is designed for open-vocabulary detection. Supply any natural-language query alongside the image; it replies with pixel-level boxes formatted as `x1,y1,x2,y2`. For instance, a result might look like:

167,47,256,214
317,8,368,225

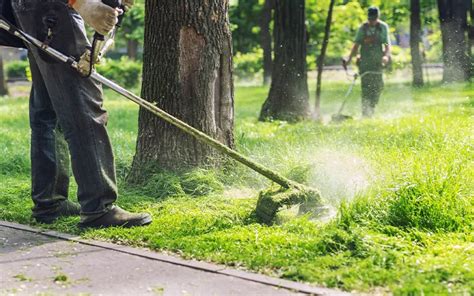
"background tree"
306,1,365,68
129,0,235,178
315,0,336,120
259,0,310,122
470,0,473,78
260,0,275,85
230,0,261,54
121,4,145,60
0,52,8,96
437,0,470,82
410,0,424,87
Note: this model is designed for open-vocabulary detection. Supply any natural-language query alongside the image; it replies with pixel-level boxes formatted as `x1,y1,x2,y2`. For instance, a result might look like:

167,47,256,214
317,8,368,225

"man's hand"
71,0,119,35
382,55,390,66
342,57,351,70
342,57,351,64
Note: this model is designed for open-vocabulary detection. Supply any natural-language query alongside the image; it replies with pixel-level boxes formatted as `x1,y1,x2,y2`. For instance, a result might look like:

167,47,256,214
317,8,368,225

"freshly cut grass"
0,81,472,294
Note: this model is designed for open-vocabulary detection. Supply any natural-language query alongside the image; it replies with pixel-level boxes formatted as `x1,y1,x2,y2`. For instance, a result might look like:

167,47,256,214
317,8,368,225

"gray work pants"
12,0,118,218
360,71,384,117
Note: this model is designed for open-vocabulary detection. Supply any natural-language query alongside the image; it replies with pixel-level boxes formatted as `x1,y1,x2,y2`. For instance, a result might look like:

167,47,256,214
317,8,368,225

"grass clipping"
255,184,324,224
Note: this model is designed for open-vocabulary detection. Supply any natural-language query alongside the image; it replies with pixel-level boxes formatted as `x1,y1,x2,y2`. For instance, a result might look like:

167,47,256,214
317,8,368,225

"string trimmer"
0,12,325,225
331,62,383,123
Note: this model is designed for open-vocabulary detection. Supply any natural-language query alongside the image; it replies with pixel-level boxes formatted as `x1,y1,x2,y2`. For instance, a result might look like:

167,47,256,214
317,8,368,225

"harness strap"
362,22,382,34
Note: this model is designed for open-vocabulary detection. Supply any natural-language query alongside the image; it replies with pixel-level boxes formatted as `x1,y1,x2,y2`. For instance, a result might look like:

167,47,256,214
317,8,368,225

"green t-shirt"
354,21,391,71
354,21,390,46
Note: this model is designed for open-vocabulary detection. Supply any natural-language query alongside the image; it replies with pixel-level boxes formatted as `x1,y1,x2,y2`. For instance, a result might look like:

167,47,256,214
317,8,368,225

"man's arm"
343,26,363,67
344,43,360,65
382,43,391,66
381,23,391,66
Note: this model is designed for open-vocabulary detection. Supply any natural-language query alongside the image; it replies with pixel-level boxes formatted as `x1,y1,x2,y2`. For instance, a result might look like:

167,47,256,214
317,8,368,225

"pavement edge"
0,221,350,296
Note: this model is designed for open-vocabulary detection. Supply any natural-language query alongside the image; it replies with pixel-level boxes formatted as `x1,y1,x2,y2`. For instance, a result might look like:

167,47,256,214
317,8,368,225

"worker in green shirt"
343,6,392,117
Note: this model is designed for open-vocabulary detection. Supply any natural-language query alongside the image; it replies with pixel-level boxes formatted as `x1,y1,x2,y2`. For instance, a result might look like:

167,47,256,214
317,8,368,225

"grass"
0,78,473,295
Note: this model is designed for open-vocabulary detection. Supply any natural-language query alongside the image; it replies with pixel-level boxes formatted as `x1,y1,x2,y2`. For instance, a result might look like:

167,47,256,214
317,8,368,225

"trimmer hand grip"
95,0,124,39
102,0,122,8
103,0,125,26
103,0,125,25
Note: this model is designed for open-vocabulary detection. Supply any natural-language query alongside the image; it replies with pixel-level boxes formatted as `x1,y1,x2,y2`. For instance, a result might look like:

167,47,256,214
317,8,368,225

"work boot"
33,200,81,224
362,105,375,118
79,205,152,229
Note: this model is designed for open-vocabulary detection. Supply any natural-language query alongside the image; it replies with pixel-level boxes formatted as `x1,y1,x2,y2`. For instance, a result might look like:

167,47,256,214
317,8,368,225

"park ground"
0,75,473,295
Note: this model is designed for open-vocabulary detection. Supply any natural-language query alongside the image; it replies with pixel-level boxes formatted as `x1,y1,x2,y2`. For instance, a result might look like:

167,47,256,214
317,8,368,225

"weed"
13,274,32,282
53,274,68,283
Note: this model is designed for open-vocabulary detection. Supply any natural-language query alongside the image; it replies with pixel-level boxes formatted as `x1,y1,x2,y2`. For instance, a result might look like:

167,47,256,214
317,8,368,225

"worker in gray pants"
1,0,151,228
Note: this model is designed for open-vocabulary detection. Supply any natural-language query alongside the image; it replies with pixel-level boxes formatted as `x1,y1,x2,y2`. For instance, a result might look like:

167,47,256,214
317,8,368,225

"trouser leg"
361,72,384,117
13,0,118,218
28,56,71,216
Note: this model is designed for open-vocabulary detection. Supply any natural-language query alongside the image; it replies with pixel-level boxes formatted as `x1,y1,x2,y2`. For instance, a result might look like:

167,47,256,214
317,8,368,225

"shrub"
389,45,411,71
6,60,29,79
96,57,142,88
233,48,263,80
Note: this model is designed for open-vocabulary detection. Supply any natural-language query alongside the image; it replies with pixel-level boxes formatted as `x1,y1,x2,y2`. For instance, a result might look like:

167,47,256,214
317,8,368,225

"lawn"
0,79,473,295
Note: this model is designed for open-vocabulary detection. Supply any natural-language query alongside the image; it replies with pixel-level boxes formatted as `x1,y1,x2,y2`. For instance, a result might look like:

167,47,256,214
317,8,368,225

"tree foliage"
114,0,145,59
121,3,145,44
229,0,261,54
105,0,463,82
230,0,443,76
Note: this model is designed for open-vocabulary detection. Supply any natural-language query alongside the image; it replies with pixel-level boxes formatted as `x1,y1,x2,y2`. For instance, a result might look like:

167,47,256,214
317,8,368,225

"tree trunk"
259,0,310,122
128,0,234,179
469,0,474,78
260,0,274,86
315,0,336,120
410,0,424,87
437,0,470,82
0,52,8,96
127,39,139,60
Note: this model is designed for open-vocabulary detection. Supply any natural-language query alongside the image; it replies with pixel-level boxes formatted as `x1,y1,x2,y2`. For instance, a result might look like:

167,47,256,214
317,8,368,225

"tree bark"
259,0,310,122
260,0,274,86
0,52,8,96
469,0,473,78
127,39,139,60
410,0,424,87
315,0,336,120
128,0,234,179
437,0,470,82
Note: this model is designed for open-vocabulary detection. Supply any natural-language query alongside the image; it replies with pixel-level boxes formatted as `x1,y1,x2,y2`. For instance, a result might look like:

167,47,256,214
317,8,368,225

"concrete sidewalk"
0,222,348,296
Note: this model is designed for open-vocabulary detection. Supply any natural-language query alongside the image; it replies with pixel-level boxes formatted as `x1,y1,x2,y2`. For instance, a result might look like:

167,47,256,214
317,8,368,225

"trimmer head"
331,113,353,123
255,185,323,224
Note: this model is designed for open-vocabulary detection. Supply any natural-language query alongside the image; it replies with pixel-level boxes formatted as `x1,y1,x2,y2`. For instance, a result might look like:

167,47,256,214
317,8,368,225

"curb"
0,221,350,296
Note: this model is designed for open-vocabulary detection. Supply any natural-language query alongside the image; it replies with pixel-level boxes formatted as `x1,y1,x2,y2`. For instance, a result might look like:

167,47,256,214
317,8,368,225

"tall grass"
0,81,472,294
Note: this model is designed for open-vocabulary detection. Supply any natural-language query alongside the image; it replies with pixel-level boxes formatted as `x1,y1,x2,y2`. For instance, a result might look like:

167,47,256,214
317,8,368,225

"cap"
368,6,380,20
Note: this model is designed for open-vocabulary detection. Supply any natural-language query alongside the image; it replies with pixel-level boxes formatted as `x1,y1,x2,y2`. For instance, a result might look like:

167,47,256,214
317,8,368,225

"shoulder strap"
362,22,370,32
363,22,383,34
375,22,382,32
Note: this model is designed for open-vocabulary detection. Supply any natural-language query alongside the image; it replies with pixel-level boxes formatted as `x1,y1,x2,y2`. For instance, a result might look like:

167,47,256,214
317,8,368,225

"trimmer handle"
94,0,125,40
102,0,121,7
